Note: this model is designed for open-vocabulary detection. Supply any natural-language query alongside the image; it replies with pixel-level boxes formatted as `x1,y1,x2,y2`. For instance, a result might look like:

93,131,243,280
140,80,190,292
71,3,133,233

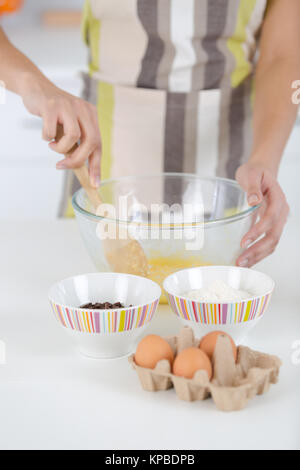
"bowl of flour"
163,266,275,343
185,279,253,303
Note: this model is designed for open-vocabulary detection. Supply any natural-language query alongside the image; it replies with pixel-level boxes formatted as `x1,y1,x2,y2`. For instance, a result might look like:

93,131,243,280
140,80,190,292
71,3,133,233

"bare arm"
236,0,300,267
250,0,300,173
0,27,48,95
0,27,101,187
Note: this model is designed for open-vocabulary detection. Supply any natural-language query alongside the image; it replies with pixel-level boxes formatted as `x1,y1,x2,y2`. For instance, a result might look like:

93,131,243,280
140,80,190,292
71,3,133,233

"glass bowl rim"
72,172,260,229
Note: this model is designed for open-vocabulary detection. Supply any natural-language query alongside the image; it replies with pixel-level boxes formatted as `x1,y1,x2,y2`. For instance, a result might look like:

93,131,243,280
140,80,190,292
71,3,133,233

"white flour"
185,279,252,302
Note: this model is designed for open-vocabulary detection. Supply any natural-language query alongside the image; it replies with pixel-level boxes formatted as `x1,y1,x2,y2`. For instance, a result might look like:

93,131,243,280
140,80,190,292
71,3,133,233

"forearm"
0,27,52,97
0,27,101,185
250,57,300,175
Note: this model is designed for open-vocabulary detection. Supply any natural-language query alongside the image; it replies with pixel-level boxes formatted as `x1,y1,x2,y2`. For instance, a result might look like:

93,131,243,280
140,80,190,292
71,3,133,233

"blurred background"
0,0,86,218
0,0,299,220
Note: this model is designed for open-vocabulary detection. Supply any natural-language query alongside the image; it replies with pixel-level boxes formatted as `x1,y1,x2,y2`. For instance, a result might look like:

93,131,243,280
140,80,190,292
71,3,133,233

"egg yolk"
147,255,210,303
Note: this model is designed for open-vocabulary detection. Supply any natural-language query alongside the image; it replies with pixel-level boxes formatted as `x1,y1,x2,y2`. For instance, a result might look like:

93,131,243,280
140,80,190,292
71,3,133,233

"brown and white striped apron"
59,0,268,217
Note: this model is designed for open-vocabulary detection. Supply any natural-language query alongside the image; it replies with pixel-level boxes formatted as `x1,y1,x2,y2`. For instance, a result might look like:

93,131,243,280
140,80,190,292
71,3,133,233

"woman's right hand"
21,73,102,188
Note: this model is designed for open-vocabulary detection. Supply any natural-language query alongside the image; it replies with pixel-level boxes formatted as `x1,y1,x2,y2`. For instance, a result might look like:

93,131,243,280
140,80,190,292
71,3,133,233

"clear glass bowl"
72,173,259,303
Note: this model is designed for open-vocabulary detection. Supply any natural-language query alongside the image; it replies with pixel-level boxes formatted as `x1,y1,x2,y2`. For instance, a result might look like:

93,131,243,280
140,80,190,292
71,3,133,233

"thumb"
236,165,263,206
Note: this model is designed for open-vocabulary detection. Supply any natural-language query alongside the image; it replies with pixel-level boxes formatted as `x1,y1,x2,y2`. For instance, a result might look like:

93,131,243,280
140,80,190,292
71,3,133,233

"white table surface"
0,219,299,450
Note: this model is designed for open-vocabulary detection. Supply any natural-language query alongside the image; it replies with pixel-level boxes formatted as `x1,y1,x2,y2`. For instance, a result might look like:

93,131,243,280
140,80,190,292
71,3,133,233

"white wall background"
2,0,84,25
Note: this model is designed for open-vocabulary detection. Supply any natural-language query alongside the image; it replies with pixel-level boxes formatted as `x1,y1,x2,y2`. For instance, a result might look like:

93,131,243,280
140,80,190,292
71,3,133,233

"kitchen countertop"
0,219,299,450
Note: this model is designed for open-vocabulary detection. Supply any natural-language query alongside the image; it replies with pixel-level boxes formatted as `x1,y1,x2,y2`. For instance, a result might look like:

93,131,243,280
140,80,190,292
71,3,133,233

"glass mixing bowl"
72,173,259,303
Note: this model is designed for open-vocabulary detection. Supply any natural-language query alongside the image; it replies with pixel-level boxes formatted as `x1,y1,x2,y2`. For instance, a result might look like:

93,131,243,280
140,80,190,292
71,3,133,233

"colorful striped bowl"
163,266,274,343
49,273,161,359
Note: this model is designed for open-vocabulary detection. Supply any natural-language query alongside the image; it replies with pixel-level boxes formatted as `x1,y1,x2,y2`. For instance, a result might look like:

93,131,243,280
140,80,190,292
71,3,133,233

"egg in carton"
128,327,282,412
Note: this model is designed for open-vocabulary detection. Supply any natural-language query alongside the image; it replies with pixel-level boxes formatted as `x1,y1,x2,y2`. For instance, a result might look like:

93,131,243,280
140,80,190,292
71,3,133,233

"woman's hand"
21,74,101,188
235,162,289,267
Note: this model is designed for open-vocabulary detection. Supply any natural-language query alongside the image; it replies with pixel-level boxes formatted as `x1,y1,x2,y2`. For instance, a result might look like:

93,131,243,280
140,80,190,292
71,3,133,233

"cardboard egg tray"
128,327,282,412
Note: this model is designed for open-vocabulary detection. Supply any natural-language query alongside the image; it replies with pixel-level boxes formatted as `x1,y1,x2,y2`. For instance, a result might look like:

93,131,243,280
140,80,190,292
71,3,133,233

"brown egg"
135,335,174,369
173,347,212,380
199,331,237,362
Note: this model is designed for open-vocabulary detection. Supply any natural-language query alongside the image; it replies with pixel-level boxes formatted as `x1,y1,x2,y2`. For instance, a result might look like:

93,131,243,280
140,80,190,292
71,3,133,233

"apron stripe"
156,0,176,90
217,80,252,179
183,92,198,174
169,0,196,92
97,81,115,181
227,0,257,88
227,82,246,179
244,0,267,61
215,0,241,178
219,0,240,89
242,76,254,168
196,90,220,177
82,72,98,104
202,0,229,90
164,92,187,174
216,88,231,178
163,92,187,204
82,0,101,75
137,0,165,89
191,0,207,91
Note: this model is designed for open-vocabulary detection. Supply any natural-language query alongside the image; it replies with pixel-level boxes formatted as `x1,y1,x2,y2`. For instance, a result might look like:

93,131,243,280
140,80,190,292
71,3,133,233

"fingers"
236,162,289,267
236,165,264,206
42,109,58,142
44,96,101,186
59,103,102,186
56,138,97,169
240,182,288,249
236,215,287,267
57,111,101,167
49,109,81,155
237,193,289,267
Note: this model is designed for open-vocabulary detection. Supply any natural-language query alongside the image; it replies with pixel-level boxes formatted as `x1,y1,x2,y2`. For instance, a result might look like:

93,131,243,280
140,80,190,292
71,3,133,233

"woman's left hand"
235,162,289,268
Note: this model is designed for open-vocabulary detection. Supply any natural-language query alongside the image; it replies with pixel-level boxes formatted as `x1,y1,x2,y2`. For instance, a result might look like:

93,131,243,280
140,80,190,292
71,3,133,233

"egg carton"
128,327,282,412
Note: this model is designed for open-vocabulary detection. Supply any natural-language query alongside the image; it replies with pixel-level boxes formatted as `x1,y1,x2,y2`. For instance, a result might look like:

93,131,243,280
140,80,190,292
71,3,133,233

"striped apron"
59,0,268,217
